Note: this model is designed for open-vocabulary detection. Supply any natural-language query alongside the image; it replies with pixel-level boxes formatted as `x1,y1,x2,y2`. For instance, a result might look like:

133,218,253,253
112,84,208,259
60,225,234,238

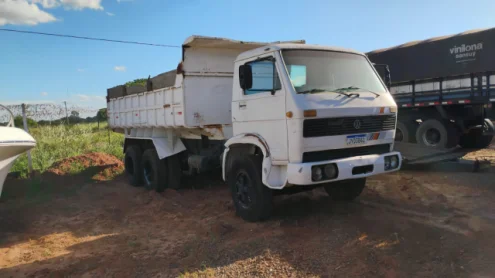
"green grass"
11,123,124,178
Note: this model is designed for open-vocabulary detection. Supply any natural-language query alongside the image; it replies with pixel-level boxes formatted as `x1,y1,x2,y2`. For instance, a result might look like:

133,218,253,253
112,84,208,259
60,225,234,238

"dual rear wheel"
124,145,182,192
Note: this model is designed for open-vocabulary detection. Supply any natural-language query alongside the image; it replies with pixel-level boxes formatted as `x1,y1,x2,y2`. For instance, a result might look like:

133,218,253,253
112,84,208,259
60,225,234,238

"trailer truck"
107,36,402,221
367,28,495,149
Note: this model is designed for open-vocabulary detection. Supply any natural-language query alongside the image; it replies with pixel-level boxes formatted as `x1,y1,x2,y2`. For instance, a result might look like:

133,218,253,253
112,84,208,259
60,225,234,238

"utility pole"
64,101,69,124
21,104,33,176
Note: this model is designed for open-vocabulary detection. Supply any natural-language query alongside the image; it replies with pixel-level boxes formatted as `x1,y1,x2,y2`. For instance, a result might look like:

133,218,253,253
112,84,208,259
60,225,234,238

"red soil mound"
47,152,124,181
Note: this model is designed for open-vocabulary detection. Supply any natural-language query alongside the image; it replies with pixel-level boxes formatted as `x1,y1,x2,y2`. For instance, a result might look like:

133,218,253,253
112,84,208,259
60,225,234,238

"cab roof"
182,35,362,61
236,43,363,61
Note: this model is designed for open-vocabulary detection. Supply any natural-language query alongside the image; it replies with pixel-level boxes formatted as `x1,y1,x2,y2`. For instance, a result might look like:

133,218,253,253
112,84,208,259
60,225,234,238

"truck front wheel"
124,145,143,187
323,178,366,201
227,154,273,222
415,119,459,149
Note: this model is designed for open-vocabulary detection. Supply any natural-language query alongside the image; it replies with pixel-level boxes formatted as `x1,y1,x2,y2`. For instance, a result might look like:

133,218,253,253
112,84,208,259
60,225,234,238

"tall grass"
11,123,124,178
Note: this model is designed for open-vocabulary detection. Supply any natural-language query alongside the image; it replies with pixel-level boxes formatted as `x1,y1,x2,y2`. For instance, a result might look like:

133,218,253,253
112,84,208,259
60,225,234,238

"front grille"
302,144,391,163
303,114,396,138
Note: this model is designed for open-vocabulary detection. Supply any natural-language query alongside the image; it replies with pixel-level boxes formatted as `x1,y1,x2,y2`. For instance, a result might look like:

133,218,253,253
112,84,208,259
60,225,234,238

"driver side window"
244,59,281,95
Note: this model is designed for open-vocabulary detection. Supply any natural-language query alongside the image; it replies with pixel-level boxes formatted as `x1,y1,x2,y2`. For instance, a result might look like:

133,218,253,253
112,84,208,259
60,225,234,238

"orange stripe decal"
373,133,380,140
379,107,385,114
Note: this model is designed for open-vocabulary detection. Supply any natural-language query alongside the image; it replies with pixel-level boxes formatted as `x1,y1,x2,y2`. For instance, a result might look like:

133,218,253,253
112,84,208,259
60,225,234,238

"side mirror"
374,63,391,89
239,64,253,90
384,65,391,88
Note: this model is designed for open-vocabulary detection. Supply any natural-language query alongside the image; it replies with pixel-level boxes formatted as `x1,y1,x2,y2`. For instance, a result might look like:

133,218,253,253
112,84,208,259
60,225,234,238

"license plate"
346,134,367,145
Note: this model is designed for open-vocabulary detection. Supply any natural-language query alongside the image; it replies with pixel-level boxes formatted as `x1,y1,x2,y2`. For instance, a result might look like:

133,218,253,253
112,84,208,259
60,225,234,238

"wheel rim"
395,128,404,142
483,121,489,133
423,128,441,146
143,161,153,185
235,171,252,209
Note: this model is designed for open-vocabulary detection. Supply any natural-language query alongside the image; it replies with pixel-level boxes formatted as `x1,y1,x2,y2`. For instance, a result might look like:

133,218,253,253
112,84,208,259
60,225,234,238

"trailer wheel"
415,119,459,149
227,154,273,222
167,154,183,190
124,145,143,187
395,121,416,143
323,178,366,201
141,149,167,192
459,119,494,149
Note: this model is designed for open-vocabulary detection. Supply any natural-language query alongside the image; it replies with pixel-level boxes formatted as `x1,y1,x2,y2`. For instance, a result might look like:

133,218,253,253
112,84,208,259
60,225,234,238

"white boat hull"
0,126,36,197
0,155,19,197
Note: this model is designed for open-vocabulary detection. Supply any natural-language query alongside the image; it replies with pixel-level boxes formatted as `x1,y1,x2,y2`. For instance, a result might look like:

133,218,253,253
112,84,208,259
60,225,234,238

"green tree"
13,116,38,128
125,78,147,87
71,111,80,118
97,108,107,121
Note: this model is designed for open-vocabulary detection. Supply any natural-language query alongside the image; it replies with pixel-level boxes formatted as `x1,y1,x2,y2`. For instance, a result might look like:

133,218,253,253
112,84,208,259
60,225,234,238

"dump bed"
107,36,304,129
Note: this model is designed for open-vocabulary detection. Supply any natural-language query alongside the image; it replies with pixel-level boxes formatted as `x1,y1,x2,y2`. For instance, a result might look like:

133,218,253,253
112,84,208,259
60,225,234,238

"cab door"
232,54,288,162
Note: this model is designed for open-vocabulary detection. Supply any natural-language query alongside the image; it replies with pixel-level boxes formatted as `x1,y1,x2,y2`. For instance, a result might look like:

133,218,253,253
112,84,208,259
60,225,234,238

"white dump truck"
107,36,402,221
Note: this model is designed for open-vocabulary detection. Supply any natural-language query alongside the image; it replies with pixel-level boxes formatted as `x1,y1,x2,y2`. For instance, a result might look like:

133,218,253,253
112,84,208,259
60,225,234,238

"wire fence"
0,103,103,124
1,103,124,178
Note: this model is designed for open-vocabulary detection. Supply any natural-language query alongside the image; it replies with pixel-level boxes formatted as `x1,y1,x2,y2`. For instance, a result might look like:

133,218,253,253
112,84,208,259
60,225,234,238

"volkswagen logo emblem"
353,119,361,129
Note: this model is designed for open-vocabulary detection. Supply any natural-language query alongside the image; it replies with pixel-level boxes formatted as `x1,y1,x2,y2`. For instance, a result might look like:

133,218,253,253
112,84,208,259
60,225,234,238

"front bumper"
286,151,401,186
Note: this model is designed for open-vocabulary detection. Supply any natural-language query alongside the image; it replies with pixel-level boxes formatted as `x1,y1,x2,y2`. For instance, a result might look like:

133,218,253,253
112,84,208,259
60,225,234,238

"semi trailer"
107,36,402,221
368,28,495,149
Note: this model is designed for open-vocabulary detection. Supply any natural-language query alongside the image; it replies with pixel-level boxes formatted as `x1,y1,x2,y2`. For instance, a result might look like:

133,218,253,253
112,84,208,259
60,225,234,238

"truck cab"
224,44,401,220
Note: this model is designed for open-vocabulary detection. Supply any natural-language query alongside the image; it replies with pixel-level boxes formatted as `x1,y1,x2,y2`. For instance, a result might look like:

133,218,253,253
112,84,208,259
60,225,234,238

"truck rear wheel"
124,145,143,187
166,154,182,190
323,178,366,201
459,119,494,149
415,119,459,149
141,149,167,192
227,154,273,222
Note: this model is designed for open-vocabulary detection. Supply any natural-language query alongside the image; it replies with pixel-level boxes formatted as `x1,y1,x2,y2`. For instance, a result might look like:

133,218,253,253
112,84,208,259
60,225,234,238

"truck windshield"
282,50,386,95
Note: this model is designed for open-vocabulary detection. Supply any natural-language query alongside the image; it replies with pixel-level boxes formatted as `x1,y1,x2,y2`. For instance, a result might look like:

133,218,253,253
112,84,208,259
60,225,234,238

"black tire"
459,119,494,149
167,154,182,190
227,154,273,222
395,121,416,143
141,149,167,192
324,178,366,201
415,119,459,149
124,145,143,186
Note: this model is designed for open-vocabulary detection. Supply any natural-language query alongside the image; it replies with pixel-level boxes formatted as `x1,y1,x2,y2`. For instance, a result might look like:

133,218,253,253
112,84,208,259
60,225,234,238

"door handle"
239,103,247,108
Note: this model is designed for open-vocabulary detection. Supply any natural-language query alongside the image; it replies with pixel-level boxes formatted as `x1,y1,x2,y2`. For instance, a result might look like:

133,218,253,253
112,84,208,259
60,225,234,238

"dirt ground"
1,148,495,278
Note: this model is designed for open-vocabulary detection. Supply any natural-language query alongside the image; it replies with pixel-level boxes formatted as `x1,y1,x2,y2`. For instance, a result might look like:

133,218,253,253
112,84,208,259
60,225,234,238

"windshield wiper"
334,86,380,98
298,88,351,97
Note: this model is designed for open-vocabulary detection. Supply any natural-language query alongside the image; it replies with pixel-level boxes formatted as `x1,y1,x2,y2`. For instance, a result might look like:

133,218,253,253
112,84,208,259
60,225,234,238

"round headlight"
312,167,323,181
390,156,398,168
324,164,337,179
384,157,391,169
